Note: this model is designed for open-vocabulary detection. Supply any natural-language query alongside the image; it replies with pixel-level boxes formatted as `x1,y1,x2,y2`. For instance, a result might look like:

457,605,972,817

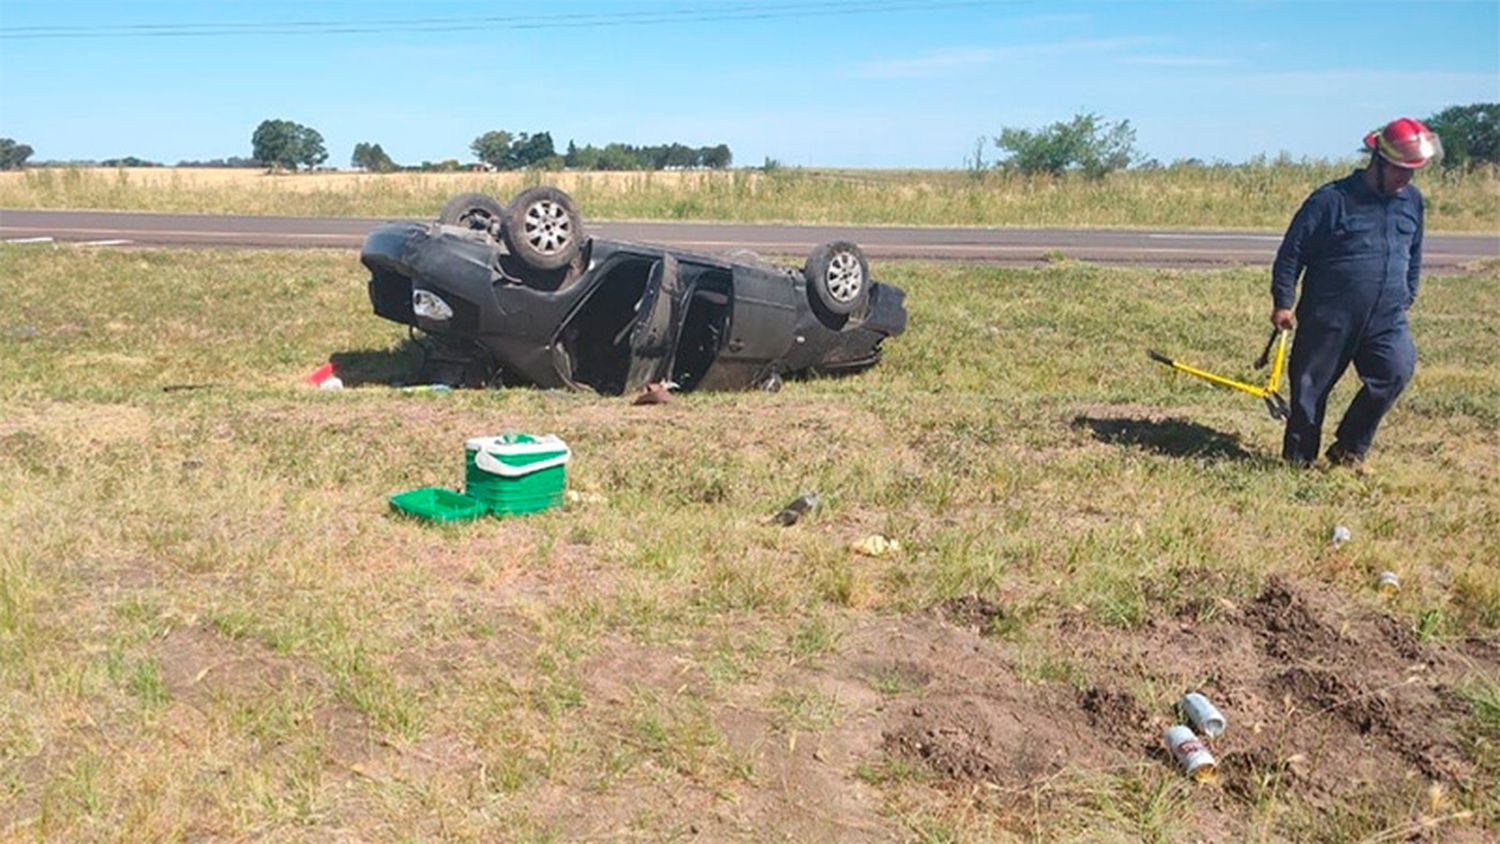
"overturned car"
359,187,907,394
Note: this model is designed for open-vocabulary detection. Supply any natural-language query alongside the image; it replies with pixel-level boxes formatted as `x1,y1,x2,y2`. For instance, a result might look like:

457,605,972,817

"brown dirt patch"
154,625,374,768
838,576,1499,837
872,616,1128,789
1046,576,1495,810
935,594,1008,633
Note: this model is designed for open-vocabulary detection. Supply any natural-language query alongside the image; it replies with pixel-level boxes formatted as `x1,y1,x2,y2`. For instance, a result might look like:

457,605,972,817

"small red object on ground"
305,362,336,385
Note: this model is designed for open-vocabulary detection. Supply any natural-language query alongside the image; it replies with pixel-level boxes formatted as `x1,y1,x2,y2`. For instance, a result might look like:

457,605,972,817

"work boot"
1325,442,1368,473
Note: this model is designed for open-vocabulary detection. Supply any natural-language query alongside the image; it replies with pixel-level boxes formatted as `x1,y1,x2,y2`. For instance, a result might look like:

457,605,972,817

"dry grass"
2,164,1497,231
1,244,1497,841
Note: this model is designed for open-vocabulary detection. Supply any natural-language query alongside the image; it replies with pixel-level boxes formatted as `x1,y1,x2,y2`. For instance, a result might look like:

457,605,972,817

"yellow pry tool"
1148,329,1291,421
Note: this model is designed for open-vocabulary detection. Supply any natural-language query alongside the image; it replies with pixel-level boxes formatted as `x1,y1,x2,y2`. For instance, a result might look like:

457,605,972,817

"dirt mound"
871,576,1496,831
871,616,1130,789
885,694,1077,783
1244,578,1475,784
935,594,1008,633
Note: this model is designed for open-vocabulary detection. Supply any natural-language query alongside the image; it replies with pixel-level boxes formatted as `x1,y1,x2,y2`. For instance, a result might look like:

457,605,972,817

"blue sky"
1,0,1496,168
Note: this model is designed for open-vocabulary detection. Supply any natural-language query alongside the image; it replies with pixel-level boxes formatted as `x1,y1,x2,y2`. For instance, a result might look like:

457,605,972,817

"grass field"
1,244,1497,842
2,164,1498,232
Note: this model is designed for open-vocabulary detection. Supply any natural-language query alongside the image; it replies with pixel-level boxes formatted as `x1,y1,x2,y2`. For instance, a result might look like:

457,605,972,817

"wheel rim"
824,251,863,303
522,200,572,256
460,208,494,231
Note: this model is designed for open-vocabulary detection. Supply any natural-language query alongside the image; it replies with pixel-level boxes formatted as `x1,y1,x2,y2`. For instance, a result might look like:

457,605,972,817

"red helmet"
1363,118,1442,169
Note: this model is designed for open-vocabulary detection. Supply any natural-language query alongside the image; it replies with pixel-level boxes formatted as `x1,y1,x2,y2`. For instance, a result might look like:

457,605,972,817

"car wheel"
803,241,869,316
502,186,585,271
438,192,506,238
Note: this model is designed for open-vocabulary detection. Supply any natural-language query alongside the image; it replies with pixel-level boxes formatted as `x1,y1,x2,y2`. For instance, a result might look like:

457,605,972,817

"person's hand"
1271,307,1294,330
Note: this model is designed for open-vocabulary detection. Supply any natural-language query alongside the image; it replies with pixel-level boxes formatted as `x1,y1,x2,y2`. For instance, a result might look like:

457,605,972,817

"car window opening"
559,257,655,394
673,267,732,391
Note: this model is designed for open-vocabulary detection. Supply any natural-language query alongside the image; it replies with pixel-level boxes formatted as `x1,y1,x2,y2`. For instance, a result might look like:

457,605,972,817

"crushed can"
774,492,820,526
1377,571,1401,596
1164,725,1217,781
1331,525,1352,547
1181,692,1227,738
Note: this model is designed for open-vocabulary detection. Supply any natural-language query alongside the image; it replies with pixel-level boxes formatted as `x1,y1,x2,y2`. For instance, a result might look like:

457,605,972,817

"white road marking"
4,236,54,244
0,225,353,240
77,239,133,246
1146,233,1282,242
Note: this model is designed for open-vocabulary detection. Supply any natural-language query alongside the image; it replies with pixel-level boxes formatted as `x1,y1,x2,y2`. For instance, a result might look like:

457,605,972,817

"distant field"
2,164,1498,231
2,244,1496,841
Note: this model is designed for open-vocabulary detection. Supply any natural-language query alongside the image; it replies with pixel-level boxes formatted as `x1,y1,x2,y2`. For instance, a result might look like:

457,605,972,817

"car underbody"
360,187,908,394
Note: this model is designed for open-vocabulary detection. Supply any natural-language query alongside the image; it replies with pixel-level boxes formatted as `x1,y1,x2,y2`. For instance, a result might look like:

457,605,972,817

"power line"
0,1,1013,40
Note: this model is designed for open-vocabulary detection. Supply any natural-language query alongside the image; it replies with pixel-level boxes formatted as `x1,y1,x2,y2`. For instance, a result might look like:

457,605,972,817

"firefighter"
1270,118,1440,468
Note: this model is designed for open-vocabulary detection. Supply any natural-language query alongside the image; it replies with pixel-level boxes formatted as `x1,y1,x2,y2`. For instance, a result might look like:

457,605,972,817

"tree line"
984,104,1499,178
1,105,1493,173
466,130,732,171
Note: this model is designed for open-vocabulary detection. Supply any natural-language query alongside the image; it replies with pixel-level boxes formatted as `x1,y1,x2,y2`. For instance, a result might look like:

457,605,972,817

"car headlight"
412,289,454,321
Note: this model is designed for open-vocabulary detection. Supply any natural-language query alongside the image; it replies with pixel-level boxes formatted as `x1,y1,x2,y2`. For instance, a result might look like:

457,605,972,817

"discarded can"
1377,571,1401,596
852,534,900,557
1181,692,1227,738
1331,525,1352,547
774,492,820,526
1164,725,1217,781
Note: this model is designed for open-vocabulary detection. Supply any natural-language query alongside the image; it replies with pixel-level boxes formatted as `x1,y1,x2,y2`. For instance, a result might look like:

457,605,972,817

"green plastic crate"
389,486,487,523
465,433,570,516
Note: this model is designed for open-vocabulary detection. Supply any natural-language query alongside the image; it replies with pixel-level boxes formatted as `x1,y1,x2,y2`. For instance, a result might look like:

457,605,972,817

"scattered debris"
1377,571,1401,596
319,376,344,391
305,361,337,386
161,383,215,393
400,384,452,394
565,489,609,506
1331,525,1352,547
853,535,900,557
1164,725,1217,781
1181,692,1227,738
632,380,677,406
773,492,820,526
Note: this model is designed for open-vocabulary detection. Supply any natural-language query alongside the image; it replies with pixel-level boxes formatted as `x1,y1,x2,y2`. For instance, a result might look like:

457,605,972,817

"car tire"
803,241,869,316
438,192,506,238
502,186,585,271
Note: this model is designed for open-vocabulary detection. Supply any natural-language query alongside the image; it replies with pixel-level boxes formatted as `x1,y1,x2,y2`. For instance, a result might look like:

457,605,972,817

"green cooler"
464,433,571,516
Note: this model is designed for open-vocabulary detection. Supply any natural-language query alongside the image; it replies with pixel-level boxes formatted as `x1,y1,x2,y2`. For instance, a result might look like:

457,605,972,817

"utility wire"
0,0,1013,40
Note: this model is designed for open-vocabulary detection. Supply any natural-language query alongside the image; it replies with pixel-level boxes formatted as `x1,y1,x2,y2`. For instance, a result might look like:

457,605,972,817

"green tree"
1424,103,1499,169
470,130,514,168
351,142,396,172
251,119,325,171
596,143,639,170
297,126,327,170
0,138,35,170
252,119,302,170
699,144,732,169
508,131,556,169
664,143,696,169
994,112,1137,179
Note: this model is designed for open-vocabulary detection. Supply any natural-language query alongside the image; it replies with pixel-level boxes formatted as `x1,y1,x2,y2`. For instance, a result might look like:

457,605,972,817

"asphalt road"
3,208,1497,270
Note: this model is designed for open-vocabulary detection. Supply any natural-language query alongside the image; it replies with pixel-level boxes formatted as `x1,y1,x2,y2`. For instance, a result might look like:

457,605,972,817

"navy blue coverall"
1271,170,1422,464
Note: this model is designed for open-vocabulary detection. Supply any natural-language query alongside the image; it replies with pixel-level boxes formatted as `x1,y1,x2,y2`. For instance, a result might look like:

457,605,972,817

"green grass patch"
1,243,1496,839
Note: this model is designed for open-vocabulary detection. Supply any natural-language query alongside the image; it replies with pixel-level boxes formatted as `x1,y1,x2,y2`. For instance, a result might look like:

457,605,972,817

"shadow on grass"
330,341,425,387
1073,415,1257,462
